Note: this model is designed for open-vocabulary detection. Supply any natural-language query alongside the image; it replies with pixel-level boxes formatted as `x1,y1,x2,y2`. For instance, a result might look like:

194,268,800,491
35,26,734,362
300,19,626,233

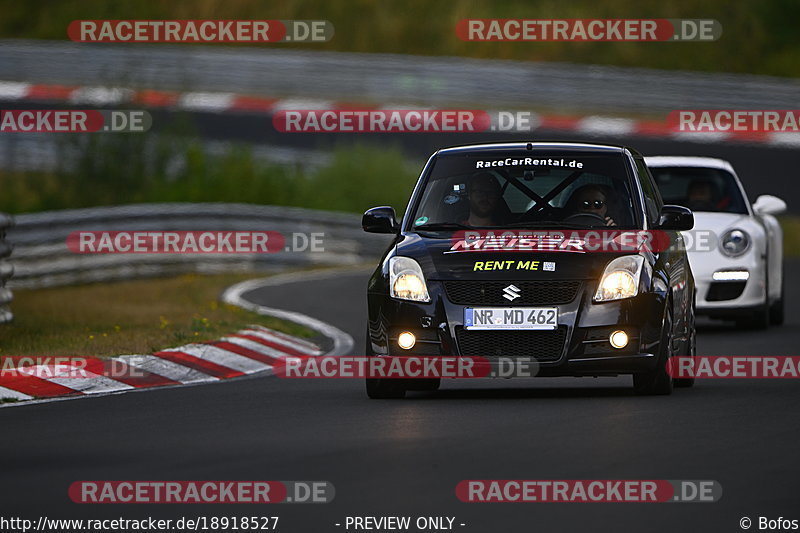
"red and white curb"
0,269,357,406
1,80,799,147
0,325,322,404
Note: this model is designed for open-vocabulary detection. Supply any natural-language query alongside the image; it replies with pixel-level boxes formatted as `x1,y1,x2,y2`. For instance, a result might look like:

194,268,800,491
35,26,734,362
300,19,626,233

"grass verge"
0,272,316,358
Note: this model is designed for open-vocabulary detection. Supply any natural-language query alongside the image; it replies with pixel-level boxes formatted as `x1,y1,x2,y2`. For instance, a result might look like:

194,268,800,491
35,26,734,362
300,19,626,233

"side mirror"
362,206,399,234
657,205,694,231
752,195,787,216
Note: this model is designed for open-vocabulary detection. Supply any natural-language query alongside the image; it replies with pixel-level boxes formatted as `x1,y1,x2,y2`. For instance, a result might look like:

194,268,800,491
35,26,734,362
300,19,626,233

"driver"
565,184,617,226
463,172,504,226
685,179,716,211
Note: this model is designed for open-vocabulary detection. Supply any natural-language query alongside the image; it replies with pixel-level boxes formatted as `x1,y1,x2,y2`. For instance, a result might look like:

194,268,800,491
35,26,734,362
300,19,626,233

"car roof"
436,141,632,155
644,156,736,174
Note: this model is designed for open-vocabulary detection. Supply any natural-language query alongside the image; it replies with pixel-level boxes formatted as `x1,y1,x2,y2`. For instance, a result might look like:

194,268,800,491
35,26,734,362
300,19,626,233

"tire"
405,378,441,391
633,305,674,396
366,377,406,399
769,271,784,326
736,272,770,330
364,328,406,399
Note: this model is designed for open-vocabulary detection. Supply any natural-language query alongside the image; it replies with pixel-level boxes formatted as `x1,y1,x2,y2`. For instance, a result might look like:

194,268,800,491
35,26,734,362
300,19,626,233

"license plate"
464,307,558,330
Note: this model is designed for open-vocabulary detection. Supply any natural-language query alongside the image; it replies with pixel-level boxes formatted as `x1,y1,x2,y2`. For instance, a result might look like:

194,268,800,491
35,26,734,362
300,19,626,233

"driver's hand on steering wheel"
605,216,616,226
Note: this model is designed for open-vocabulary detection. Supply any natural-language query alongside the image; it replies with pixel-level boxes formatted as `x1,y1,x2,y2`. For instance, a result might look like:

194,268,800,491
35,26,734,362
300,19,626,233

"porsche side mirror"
752,195,787,216
362,206,399,234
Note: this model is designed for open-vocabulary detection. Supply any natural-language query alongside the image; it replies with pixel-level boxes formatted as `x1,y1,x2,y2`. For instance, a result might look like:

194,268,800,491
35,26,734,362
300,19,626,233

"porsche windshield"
650,166,748,214
410,151,641,232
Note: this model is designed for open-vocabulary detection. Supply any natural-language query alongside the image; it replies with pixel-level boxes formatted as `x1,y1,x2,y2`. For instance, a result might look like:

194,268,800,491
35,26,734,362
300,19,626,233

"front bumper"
688,249,765,315
368,279,666,377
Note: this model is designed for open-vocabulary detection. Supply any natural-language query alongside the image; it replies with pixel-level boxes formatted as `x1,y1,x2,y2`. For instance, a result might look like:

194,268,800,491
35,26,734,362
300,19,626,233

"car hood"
689,212,754,233
395,233,643,281
685,211,764,246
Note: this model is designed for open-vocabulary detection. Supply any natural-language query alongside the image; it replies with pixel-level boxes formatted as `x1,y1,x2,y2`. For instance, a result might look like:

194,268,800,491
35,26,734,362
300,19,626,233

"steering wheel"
562,212,607,225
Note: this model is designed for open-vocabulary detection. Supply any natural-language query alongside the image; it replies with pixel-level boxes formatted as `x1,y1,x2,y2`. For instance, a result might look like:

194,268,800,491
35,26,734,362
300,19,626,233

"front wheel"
674,322,696,388
633,306,674,396
364,328,406,399
769,271,784,325
366,377,406,399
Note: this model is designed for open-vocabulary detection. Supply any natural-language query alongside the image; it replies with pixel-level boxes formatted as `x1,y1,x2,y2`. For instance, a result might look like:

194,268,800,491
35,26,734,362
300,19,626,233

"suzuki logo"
502,284,521,301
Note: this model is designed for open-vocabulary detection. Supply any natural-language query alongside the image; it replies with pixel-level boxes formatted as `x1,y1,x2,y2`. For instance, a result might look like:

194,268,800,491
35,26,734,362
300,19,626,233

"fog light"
712,270,749,281
609,330,629,349
397,331,416,350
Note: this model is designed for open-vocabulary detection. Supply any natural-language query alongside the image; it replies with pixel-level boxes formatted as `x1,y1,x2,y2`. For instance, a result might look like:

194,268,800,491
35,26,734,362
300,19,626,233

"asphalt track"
1,261,799,532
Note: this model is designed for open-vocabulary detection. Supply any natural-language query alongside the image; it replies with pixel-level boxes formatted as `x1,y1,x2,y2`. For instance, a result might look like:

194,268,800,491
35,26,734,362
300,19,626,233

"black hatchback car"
363,142,696,398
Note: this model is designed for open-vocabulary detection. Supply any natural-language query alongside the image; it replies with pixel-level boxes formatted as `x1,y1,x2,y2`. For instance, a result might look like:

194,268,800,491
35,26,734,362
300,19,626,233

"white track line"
222,269,358,356
0,81,32,99
161,344,272,374
44,371,135,394
177,92,235,111
0,386,33,401
219,336,291,359
68,86,132,105
238,327,322,355
114,354,218,384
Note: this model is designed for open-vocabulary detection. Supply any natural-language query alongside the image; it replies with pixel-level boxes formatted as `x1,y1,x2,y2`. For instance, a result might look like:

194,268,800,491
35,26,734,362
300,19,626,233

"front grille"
706,281,746,302
443,280,581,305
456,327,567,361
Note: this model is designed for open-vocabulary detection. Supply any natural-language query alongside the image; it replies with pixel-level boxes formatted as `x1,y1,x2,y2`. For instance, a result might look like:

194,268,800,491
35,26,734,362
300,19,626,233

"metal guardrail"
0,212,14,323
6,203,392,289
2,39,800,114
0,134,334,173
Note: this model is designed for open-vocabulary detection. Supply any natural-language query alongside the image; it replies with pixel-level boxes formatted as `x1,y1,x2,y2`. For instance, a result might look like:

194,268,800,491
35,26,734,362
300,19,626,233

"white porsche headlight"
389,256,430,302
594,255,645,302
720,229,750,257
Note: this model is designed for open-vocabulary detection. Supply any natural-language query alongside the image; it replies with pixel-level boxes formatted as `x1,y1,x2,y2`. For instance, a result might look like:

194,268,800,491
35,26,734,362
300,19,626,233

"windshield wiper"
413,222,473,231
500,221,594,229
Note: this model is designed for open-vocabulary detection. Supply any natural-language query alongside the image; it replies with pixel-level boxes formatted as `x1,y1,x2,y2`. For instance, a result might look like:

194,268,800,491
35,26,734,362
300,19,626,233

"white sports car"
646,156,786,328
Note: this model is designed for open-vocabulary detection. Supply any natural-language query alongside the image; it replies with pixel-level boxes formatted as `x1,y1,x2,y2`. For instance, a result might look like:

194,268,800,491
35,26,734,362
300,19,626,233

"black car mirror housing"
657,205,694,231
362,206,399,234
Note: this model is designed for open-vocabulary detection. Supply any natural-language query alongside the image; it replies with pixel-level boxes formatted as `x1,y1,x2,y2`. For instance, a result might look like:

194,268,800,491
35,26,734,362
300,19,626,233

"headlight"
389,256,430,302
594,255,645,302
720,229,750,257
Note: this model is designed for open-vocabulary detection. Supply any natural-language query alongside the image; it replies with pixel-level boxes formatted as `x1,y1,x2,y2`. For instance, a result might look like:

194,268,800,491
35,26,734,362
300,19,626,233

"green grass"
0,137,419,216
780,216,800,258
1,0,799,77
0,272,317,358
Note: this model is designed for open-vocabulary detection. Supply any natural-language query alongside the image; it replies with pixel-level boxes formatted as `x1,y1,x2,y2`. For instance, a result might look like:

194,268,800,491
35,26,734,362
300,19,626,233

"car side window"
634,157,662,224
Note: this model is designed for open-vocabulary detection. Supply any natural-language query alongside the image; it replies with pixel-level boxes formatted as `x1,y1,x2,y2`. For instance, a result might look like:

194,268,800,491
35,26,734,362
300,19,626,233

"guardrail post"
0,212,14,324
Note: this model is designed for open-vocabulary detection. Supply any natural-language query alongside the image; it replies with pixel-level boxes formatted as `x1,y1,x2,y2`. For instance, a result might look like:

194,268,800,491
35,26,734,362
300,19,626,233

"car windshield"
409,150,641,232
650,166,748,214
